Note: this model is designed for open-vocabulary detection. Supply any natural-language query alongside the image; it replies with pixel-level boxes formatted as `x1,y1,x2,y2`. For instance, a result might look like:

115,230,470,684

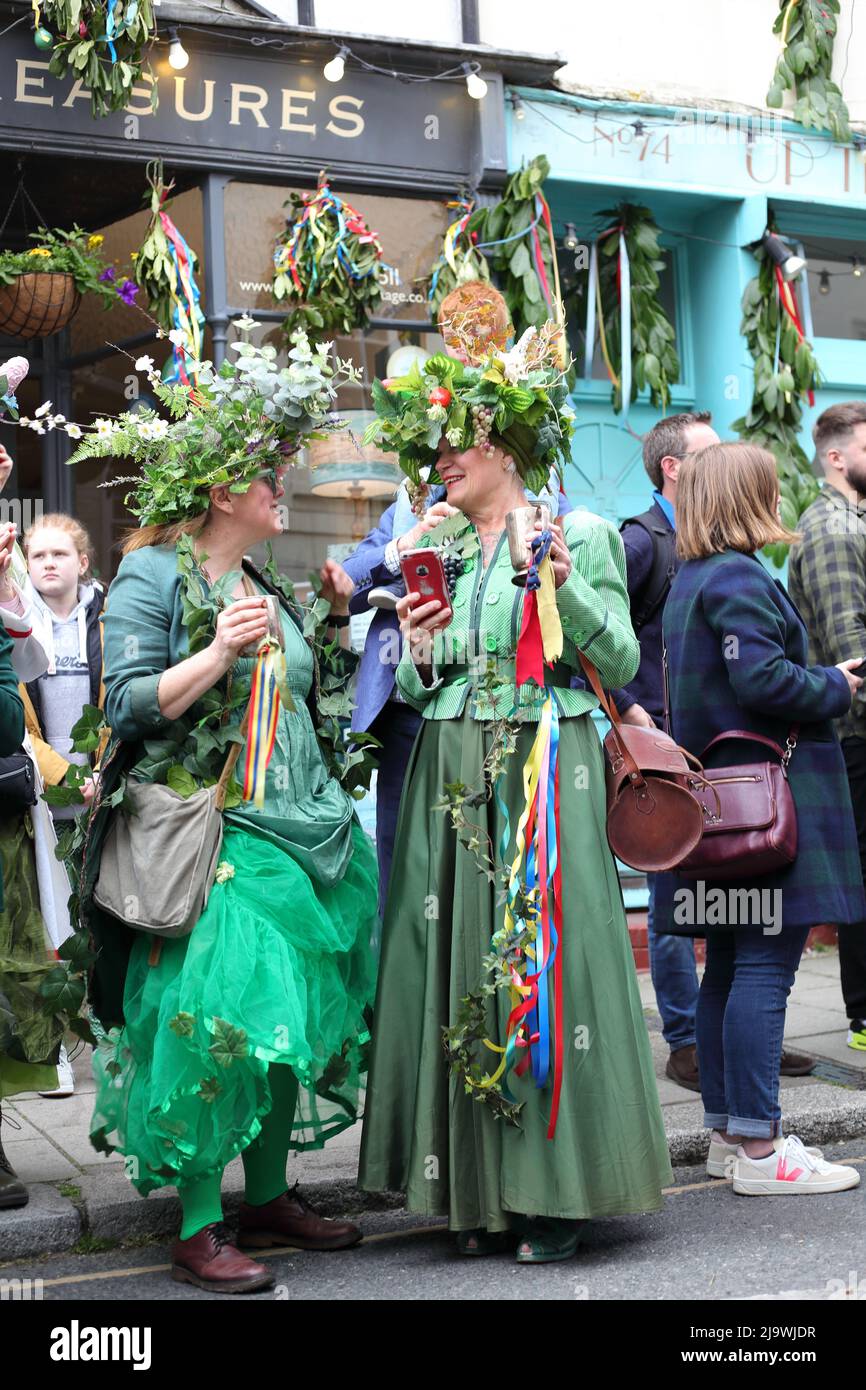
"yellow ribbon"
537,554,563,666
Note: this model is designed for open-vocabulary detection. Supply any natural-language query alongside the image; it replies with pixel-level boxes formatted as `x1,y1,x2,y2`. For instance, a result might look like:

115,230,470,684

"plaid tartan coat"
654,549,866,935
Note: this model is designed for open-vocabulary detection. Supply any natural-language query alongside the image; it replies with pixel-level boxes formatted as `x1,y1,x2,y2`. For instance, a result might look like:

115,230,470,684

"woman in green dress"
358,321,672,1261
71,331,378,1293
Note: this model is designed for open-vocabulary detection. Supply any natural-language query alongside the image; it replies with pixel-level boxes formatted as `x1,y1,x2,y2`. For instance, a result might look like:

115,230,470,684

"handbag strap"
699,725,800,767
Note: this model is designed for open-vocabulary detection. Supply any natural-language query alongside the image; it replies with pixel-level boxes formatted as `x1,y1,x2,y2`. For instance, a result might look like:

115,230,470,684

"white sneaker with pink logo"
732,1135,860,1195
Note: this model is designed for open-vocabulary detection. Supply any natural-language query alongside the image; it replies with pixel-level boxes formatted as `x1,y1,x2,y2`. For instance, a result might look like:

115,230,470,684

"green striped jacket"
396,507,639,721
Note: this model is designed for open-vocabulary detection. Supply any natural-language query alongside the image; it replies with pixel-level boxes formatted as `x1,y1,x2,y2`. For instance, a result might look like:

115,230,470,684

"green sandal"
516,1218,587,1264
456,1228,514,1257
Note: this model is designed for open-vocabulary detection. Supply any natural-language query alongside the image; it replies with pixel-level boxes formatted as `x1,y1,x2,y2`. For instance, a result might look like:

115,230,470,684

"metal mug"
505,503,552,586
240,593,285,657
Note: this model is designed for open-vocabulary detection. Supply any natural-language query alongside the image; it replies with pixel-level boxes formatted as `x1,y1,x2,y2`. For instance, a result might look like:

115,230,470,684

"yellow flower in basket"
27,248,51,257
87,234,104,250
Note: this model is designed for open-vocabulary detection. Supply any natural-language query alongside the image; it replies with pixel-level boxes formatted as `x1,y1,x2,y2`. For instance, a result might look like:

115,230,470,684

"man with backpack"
613,411,814,1089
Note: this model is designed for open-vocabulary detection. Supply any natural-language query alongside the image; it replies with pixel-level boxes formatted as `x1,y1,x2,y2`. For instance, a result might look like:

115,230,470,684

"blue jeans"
697,925,811,1138
647,874,699,1051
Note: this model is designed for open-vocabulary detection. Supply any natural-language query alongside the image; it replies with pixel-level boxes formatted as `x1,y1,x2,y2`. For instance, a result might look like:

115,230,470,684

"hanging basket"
0,272,82,340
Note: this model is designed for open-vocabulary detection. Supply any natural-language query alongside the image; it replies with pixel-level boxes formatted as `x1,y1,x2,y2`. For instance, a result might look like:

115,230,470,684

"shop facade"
0,7,557,580
506,88,866,526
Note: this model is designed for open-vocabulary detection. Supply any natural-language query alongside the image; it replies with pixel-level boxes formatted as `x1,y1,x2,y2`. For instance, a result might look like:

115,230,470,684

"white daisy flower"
135,355,155,373
136,419,155,441
94,418,116,437
149,418,168,439
28,420,46,435
64,423,83,439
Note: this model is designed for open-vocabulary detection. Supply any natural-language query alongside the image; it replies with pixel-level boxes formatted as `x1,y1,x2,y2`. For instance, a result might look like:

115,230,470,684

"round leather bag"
607,775,705,873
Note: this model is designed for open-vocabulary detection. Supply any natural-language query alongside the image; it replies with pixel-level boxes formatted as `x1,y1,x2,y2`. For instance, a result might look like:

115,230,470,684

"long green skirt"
358,711,672,1230
0,816,61,1099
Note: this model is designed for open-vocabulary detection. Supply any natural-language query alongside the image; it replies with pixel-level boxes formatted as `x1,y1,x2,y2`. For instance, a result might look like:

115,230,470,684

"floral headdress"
51,319,359,526
363,314,574,497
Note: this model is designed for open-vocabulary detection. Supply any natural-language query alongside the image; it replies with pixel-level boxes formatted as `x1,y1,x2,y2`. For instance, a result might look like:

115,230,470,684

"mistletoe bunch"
590,204,680,413
731,237,822,561
41,1,158,119
273,180,386,337
767,0,850,140
465,156,558,337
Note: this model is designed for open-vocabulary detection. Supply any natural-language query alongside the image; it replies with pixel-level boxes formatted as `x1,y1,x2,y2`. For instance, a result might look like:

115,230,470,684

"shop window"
565,246,679,383
797,235,866,341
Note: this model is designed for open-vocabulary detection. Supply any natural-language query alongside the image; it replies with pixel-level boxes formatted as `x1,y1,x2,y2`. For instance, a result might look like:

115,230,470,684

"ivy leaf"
57,930,96,971
209,1016,249,1068
39,966,85,1016
168,1011,197,1038
166,764,199,798
197,1076,223,1105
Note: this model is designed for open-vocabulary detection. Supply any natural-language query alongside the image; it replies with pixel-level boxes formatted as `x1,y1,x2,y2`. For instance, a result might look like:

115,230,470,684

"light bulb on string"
324,47,348,83
463,64,487,100
819,269,831,295
167,29,189,70
564,223,579,252
853,258,863,279
511,93,526,121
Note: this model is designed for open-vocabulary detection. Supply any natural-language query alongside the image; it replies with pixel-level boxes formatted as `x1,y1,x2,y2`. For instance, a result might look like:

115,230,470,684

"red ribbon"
516,588,545,687
775,265,815,407
546,754,565,1139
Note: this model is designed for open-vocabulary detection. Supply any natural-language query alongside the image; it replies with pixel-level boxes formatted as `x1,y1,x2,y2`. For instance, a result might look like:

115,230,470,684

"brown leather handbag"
577,653,713,873
675,728,799,880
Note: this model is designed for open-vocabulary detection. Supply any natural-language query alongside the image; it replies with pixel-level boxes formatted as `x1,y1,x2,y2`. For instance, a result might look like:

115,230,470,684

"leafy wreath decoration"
767,0,850,141
273,174,387,337
423,197,490,319
731,229,822,562
37,1,158,120
465,155,563,340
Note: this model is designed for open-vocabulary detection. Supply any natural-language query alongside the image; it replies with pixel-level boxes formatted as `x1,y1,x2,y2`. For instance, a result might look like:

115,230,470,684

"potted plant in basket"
0,226,136,340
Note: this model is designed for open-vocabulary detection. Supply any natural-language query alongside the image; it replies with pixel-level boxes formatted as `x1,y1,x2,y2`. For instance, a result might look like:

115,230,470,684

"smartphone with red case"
399,548,452,621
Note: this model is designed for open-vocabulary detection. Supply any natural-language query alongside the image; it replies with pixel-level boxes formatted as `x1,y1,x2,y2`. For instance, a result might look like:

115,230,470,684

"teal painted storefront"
508,88,866,525
506,89,866,906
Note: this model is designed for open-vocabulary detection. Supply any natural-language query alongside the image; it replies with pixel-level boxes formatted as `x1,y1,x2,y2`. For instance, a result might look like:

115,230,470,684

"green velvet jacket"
396,507,640,720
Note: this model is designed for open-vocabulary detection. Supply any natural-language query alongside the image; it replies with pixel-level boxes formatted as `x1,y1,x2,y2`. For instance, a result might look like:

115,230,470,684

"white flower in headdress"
501,326,538,385
135,355,155,373
34,400,53,418
64,423,83,439
94,418,116,437
27,420,46,435
168,329,188,348
234,314,260,334
149,417,168,440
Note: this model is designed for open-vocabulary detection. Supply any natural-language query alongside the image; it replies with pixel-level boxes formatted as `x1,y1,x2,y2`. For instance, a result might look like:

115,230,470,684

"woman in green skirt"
358,316,672,1261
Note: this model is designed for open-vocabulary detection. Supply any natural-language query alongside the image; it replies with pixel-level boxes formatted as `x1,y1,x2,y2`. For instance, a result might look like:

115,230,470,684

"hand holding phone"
399,548,452,619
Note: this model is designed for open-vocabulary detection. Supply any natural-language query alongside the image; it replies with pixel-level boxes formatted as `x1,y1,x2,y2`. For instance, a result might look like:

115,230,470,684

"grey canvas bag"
93,716,246,940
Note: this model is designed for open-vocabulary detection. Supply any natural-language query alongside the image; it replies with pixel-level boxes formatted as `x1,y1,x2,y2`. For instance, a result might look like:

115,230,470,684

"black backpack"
620,508,678,634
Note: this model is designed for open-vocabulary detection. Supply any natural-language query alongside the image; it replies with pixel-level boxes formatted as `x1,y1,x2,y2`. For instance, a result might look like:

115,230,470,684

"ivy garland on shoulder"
767,0,850,141
731,230,822,564
568,203,679,414
36,1,158,120
273,175,387,337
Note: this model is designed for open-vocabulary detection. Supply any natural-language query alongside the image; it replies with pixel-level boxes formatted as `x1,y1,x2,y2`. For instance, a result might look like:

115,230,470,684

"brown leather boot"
0,1105,28,1210
171,1222,274,1293
237,1184,362,1252
779,1048,815,1077
665,1043,701,1092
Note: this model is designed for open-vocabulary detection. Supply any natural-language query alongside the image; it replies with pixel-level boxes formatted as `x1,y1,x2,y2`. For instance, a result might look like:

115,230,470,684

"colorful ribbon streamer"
242,640,290,808
274,181,390,300
515,531,562,688
428,198,474,303
775,265,815,407
159,206,205,388
584,224,631,416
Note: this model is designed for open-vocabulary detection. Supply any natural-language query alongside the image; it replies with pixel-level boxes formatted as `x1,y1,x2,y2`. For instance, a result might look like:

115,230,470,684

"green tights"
179,1064,300,1241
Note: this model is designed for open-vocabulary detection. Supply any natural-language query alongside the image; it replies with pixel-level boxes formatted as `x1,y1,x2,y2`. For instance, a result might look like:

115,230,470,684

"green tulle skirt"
90,820,378,1195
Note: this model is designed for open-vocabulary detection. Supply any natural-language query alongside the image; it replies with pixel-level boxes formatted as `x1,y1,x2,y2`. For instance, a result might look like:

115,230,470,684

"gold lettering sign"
281,89,316,135
16,59,53,105
229,84,270,128
327,95,364,139
175,76,215,123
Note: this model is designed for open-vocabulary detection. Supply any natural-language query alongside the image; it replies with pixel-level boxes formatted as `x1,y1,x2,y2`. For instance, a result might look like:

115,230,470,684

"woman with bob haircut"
654,441,866,1196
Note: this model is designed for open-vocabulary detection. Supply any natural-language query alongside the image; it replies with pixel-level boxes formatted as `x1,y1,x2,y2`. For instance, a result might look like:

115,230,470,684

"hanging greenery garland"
565,203,679,414
133,161,205,385
272,175,387,337
465,155,563,340
422,197,490,319
731,235,822,563
767,0,850,141
37,1,158,120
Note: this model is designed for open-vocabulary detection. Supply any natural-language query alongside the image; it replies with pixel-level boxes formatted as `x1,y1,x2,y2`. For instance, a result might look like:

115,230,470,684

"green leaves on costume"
39,966,86,1016
209,1017,249,1068
169,1012,196,1039
197,1076,223,1105
57,930,96,972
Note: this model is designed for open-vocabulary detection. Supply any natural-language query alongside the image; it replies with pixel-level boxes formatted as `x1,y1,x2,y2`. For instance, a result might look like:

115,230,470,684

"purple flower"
117,279,139,306
98,267,116,284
